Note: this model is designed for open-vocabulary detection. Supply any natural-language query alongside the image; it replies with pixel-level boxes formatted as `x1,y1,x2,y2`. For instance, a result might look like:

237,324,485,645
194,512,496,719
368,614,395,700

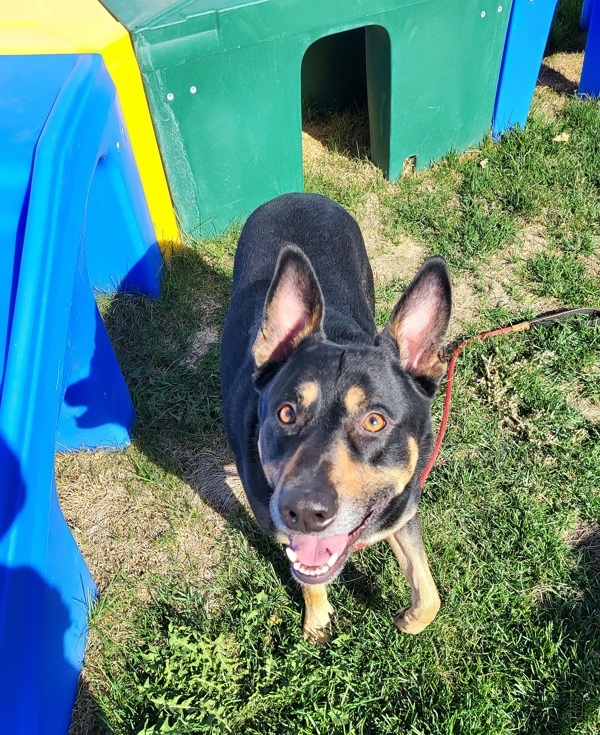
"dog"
221,192,451,643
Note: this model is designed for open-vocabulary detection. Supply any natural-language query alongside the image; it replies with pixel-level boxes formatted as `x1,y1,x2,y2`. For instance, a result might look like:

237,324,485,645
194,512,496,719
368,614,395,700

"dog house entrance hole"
302,28,368,116
301,27,372,160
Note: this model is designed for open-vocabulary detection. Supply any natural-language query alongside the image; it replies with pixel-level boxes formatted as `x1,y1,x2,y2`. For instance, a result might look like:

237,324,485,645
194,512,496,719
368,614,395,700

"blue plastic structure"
0,54,162,734
580,0,600,96
493,0,559,137
581,0,594,30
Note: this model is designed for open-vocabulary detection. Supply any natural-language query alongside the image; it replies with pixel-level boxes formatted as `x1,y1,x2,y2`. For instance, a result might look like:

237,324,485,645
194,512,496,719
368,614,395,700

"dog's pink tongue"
290,534,349,567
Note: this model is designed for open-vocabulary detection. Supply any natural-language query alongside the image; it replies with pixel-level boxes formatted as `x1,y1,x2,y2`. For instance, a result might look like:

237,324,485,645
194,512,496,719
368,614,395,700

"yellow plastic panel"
0,0,180,248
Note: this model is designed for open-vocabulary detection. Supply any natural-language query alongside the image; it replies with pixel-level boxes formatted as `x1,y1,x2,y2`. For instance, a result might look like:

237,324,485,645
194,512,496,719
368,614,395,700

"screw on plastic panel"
190,86,197,94
116,140,120,150
498,5,503,11
167,93,174,101
481,10,486,17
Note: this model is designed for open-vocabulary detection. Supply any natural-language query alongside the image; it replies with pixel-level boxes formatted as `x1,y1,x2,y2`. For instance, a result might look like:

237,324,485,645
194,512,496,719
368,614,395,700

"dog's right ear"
383,256,452,383
253,245,324,368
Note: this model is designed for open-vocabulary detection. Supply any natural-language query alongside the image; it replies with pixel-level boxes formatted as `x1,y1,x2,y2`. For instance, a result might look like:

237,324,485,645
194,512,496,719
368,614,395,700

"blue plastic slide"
581,0,593,31
0,54,163,734
493,0,559,138
580,0,600,96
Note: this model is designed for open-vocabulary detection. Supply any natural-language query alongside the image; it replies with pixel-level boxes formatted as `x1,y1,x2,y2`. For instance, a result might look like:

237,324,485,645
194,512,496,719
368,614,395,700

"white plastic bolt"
481,10,486,17
498,5,503,11
190,86,197,94
116,140,120,150
167,92,174,101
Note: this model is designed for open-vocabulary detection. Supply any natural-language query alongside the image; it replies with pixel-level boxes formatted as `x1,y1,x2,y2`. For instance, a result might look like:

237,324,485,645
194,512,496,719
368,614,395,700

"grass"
546,0,588,53
62,14,599,735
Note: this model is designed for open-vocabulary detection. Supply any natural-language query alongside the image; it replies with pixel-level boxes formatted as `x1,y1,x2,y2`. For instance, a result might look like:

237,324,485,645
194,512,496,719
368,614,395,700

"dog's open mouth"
284,495,387,584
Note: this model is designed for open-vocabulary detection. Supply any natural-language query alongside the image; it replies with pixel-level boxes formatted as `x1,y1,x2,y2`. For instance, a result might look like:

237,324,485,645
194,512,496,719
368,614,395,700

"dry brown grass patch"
534,51,584,118
563,522,600,573
302,125,380,191
370,239,428,287
55,450,222,594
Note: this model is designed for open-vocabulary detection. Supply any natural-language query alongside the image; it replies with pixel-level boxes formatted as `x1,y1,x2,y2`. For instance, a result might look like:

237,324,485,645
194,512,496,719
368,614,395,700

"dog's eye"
277,404,297,425
363,413,386,432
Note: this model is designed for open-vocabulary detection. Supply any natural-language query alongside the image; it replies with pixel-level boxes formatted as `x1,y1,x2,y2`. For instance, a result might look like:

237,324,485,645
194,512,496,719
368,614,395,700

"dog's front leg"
387,513,441,634
302,584,334,644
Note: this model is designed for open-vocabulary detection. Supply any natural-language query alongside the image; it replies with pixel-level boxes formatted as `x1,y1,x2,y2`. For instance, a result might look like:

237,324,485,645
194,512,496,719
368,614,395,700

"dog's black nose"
278,485,338,533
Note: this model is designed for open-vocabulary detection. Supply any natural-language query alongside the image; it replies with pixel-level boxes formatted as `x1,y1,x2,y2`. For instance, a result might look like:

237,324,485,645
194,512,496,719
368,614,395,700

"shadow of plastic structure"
492,0,559,137
0,53,162,734
101,0,514,235
580,0,600,96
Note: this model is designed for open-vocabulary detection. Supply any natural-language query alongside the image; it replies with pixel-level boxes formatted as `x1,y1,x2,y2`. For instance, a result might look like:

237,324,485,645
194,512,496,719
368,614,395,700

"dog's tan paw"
303,601,334,645
303,622,332,646
394,603,439,635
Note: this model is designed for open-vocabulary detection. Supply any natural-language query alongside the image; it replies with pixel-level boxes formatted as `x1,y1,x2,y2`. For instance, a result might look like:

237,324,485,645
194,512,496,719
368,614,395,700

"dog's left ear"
253,245,324,368
384,256,452,382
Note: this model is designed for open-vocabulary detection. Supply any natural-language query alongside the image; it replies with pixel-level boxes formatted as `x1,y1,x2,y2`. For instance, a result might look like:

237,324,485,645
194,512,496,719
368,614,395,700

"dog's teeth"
286,547,298,563
293,561,335,577
327,552,339,568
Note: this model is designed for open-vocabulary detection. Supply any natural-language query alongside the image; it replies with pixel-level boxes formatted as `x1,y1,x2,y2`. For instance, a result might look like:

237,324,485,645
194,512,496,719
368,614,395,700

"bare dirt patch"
357,191,389,257
68,678,104,735
181,325,219,367
568,396,600,424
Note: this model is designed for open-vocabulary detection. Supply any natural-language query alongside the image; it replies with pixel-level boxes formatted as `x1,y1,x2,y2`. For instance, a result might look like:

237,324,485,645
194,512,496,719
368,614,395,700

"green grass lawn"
62,8,599,734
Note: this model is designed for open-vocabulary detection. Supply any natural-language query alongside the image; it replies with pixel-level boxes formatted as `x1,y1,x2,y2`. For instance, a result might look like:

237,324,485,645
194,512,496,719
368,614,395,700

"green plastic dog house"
101,0,513,234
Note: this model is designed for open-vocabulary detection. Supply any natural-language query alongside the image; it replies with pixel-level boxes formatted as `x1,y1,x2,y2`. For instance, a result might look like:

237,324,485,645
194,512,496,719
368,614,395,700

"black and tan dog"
221,193,451,642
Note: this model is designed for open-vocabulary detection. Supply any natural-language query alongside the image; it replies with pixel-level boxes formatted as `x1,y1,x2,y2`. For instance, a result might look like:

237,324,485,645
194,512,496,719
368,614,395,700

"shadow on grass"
102,247,255,527
69,678,110,735
538,62,580,96
523,524,600,733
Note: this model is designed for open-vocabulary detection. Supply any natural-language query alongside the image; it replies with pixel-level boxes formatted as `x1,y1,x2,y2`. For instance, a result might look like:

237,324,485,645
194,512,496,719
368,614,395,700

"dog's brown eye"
363,413,386,432
278,404,296,425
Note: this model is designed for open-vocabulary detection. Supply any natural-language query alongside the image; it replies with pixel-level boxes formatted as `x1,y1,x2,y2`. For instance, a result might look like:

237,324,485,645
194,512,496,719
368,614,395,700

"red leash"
419,308,600,487
351,308,598,551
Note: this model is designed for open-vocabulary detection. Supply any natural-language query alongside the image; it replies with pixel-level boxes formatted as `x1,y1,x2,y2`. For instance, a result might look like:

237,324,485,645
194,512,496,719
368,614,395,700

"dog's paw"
303,622,332,646
394,604,439,635
303,602,334,645
301,584,334,645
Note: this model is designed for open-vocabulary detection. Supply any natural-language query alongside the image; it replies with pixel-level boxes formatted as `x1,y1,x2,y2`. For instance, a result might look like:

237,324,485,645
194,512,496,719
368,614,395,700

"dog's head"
252,245,451,585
